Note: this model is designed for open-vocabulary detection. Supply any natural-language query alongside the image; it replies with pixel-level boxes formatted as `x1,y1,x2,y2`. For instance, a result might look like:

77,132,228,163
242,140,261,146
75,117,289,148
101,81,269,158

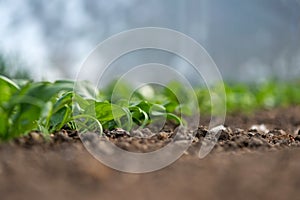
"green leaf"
129,106,149,127
94,102,126,121
0,75,19,105
0,107,8,137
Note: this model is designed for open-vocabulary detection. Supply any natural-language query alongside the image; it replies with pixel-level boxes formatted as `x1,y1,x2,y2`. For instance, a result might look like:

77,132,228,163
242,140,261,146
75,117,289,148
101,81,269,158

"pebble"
157,132,169,140
233,135,249,147
55,131,72,142
249,137,264,148
250,124,269,134
29,132,44,143
270,129,287,136
109,128,130,138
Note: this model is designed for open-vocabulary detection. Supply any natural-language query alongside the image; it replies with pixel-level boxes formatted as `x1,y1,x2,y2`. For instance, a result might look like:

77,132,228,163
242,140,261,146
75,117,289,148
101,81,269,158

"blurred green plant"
221,80,300,113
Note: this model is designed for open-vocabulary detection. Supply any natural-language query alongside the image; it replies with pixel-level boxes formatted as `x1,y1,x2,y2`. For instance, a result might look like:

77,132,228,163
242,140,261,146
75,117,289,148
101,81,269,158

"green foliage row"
222,80,300,113
0,75,299,141
0,76,183,141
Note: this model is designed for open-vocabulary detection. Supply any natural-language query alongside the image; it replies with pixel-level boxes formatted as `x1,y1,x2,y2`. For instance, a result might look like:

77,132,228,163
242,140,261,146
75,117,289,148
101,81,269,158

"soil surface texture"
1,106,300,200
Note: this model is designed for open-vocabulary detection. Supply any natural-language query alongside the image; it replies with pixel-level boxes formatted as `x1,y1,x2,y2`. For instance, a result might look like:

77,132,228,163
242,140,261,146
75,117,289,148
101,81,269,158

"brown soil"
1,106,300,200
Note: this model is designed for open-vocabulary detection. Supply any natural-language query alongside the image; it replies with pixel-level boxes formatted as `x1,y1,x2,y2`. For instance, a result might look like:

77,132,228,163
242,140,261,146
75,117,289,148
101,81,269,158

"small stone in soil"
248,137,264,148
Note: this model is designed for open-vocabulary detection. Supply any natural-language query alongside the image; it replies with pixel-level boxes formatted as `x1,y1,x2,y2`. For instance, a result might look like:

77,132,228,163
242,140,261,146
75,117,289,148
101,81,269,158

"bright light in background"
0,1,49,79
0,0,299,82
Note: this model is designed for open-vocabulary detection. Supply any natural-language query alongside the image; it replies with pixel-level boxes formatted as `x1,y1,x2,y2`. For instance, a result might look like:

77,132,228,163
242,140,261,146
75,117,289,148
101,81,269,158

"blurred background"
1,0,300,82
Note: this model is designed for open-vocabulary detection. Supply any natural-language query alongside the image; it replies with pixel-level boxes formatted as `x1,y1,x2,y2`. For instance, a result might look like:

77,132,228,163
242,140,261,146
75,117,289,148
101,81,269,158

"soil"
1,106,300,200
